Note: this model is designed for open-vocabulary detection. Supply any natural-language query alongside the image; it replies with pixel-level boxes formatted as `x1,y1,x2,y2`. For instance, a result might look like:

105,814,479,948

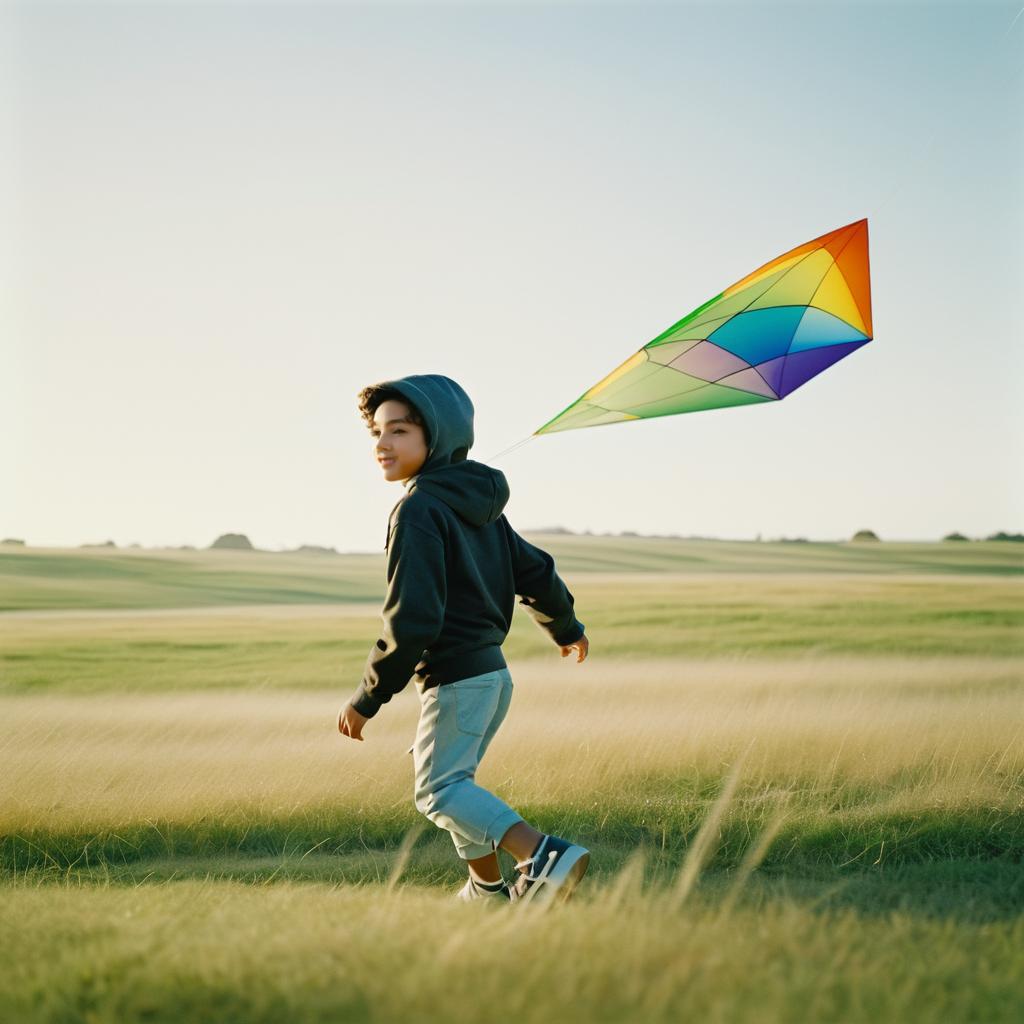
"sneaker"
455,875,513,902
510,834,590,907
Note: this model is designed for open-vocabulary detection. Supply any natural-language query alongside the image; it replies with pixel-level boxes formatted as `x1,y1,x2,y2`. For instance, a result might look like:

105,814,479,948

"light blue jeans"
411,666,525,860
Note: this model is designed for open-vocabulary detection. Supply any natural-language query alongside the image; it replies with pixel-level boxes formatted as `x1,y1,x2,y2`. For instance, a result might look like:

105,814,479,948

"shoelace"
513,847,558,905
514,836,551,878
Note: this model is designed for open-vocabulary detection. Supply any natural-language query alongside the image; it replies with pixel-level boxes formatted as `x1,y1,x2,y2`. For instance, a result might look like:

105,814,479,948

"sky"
4,0,1022,552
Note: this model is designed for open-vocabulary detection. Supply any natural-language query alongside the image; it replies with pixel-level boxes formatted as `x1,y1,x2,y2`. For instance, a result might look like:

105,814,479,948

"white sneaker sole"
521,845,590,908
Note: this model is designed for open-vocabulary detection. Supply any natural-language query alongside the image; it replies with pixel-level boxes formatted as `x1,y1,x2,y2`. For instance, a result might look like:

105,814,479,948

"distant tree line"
3,529,1022,552
206,534,339,554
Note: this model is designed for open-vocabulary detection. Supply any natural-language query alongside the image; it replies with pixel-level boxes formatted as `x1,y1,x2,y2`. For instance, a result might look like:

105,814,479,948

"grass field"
1,535,1020,612
1,541,1021,1022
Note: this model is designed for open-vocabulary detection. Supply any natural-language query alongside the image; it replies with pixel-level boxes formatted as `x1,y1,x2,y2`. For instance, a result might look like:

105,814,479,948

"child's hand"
338,703,369,741
560,634,589,663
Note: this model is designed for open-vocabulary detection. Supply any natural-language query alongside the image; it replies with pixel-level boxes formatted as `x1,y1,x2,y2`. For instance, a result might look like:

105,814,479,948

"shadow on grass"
4,803,1022,924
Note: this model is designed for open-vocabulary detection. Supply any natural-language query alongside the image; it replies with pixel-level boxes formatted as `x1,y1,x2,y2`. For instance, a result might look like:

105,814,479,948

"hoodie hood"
377,373,510,527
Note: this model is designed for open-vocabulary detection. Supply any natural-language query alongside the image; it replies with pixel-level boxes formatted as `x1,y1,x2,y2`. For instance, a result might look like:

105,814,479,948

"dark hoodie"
349,373,585,718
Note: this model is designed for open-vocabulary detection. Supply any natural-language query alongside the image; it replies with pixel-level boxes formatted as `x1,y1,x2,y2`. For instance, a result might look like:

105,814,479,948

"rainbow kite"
535,219,872,435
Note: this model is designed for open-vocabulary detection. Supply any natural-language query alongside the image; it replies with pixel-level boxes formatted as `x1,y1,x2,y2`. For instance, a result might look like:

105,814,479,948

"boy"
337,373,591,906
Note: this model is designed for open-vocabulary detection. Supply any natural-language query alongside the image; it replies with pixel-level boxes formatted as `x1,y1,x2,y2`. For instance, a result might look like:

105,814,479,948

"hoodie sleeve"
349,513,447,718
504,521,585,647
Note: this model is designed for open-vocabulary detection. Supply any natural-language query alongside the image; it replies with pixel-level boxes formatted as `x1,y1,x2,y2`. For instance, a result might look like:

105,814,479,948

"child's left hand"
560,634,589,663
338,703,369,741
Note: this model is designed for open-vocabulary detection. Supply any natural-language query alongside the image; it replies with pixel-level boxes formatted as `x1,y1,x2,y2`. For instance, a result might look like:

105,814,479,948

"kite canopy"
535,219,872,435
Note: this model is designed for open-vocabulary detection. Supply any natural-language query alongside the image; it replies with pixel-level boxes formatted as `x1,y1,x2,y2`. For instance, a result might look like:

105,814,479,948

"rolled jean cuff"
455,808,524,861
456,838,500,860
485,807,525,849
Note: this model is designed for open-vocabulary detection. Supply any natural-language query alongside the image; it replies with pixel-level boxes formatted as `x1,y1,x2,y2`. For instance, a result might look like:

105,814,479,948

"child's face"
371,399,429,483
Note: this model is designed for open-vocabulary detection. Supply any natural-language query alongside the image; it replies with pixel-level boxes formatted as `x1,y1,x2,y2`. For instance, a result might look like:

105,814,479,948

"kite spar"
534,219,872,436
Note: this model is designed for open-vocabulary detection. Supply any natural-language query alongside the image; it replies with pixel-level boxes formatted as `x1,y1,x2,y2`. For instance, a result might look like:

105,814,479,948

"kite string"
483,434,539,465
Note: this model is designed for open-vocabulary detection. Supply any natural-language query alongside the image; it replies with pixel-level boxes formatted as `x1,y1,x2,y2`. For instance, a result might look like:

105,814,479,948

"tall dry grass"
2,657,1019,862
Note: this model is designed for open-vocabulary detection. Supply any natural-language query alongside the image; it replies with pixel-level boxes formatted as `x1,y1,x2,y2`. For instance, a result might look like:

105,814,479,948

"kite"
534,219,872,435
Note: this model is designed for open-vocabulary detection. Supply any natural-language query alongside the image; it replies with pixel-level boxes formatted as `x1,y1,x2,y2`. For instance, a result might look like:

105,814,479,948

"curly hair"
357,384,430,445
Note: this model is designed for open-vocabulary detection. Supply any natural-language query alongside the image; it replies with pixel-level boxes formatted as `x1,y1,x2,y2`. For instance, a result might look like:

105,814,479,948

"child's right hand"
559,634,589,663
338,702,368,741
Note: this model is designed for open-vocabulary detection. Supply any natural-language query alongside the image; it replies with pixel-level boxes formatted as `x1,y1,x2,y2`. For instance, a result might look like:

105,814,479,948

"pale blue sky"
4,0,1022,551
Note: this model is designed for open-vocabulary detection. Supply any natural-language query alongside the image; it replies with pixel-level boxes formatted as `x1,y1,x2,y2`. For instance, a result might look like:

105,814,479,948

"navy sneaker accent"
510,833,590,906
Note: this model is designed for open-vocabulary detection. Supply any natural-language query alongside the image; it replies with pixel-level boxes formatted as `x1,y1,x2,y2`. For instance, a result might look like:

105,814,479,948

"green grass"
1,537,1020,611
2,575,1022,695
3,879,1021,1024
5,801,1021,888
0,547,384,611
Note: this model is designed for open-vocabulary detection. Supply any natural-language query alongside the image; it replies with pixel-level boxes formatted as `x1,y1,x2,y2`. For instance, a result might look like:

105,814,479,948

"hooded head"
381,373,474,475
364,373,510,529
